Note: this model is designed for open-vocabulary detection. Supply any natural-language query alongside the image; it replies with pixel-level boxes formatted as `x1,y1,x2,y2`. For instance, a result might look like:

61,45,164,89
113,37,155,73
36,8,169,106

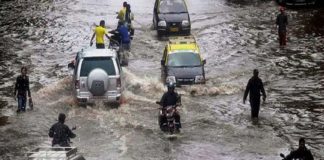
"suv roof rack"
78,47,117,58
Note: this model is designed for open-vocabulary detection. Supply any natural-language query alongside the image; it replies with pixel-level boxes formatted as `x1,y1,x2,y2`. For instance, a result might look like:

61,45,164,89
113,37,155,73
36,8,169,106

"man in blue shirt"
117,22,130,50
109,22,130,49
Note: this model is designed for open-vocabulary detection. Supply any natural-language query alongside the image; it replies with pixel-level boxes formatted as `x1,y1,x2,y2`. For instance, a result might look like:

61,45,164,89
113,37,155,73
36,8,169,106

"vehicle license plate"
170,27,179,32
92,96,104,99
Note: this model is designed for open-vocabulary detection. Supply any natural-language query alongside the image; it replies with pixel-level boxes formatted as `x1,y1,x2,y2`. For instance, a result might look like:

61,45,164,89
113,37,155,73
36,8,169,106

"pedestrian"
243,69,266,119
276,6,288,46
283,138,314,160
14,66,32,112
117,2,128,24
90,20,110,49
49,113,76,147
125,4,135,36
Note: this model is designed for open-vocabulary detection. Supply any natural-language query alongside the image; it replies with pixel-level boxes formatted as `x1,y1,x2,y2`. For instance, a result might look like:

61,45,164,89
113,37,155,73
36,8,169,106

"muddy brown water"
0,0,323,159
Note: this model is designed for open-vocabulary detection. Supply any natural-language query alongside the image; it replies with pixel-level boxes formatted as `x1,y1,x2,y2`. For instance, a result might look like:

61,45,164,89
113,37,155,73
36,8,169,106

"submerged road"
0,0,323,159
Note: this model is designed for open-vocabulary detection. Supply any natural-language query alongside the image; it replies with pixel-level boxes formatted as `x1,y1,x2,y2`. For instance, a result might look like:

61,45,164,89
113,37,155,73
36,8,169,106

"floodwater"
0,0,323,159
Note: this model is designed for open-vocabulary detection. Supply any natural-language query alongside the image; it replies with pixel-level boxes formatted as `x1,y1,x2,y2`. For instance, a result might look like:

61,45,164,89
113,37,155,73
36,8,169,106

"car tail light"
117,78,121,88
75,80,80,89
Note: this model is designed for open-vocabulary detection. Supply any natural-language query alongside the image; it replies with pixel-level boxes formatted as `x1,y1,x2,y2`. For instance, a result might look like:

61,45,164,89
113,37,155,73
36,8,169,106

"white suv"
73,48,123,106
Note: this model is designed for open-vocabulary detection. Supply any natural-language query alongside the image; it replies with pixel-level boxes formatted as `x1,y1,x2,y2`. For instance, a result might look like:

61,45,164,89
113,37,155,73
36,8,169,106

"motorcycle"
109,30,130,66
156,96,181,135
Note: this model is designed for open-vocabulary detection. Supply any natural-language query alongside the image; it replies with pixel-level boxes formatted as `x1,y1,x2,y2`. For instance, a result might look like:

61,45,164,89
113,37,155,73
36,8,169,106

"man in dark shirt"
276,6,288,46
159,82,181,130
14,67,32,112
243,69,266,119
284,138,314,160
49,113,76,147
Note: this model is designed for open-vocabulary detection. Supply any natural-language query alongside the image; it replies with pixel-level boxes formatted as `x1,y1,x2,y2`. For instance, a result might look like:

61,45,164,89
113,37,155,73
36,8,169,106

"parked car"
153,0,191,36
161,36,206,85
72,48,123,106
277,0,317,6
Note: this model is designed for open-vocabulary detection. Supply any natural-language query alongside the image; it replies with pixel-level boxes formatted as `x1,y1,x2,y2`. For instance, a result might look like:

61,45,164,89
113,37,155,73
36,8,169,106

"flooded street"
0,0,323,159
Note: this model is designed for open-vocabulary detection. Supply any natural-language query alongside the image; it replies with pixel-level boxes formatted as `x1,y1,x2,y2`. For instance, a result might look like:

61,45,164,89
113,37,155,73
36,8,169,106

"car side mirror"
161,60,165,66
202,59,206,65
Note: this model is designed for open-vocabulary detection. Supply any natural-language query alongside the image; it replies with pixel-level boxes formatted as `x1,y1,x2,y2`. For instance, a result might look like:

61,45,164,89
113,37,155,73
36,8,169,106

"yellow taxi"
160,36,206,85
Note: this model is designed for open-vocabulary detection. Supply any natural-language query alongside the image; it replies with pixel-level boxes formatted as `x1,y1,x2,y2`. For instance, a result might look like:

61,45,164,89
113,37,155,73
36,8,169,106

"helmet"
166,82,175,90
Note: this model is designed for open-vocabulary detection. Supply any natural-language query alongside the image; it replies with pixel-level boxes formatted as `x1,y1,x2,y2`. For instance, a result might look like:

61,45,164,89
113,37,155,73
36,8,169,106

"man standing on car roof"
243,69,266,119
276,6,288,47
90,20,110,49
14,66,32,112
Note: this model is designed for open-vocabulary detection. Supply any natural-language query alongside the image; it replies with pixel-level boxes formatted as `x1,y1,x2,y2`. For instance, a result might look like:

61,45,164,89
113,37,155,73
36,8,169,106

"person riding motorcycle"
109,22,131,50
49,113,76,147
158,82,181,131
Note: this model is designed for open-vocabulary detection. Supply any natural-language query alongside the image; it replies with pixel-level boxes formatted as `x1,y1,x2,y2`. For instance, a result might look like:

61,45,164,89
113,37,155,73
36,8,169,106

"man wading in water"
14,66,32,112
243,69,266,121
276,6,288,47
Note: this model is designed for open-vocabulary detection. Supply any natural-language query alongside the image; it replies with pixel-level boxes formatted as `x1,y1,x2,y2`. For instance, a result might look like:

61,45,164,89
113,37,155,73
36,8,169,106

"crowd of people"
90,2,134,49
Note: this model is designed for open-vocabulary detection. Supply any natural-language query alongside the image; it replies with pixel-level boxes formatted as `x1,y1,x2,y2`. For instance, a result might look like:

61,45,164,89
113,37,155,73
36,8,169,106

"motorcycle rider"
109,22,131,50
158,82,181,131
283,138,314,160
49,113,76,147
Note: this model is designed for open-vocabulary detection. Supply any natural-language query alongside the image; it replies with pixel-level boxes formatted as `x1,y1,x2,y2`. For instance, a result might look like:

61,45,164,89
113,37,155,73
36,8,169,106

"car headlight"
182,20,189,27
195,75,204,83
158,20,167,27
166,76,176,83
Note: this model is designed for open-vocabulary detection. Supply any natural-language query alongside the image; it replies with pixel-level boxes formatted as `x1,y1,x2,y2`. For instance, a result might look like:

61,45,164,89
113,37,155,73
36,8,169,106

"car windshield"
167,52,201,67
159,0,187,14
80,57,116,76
